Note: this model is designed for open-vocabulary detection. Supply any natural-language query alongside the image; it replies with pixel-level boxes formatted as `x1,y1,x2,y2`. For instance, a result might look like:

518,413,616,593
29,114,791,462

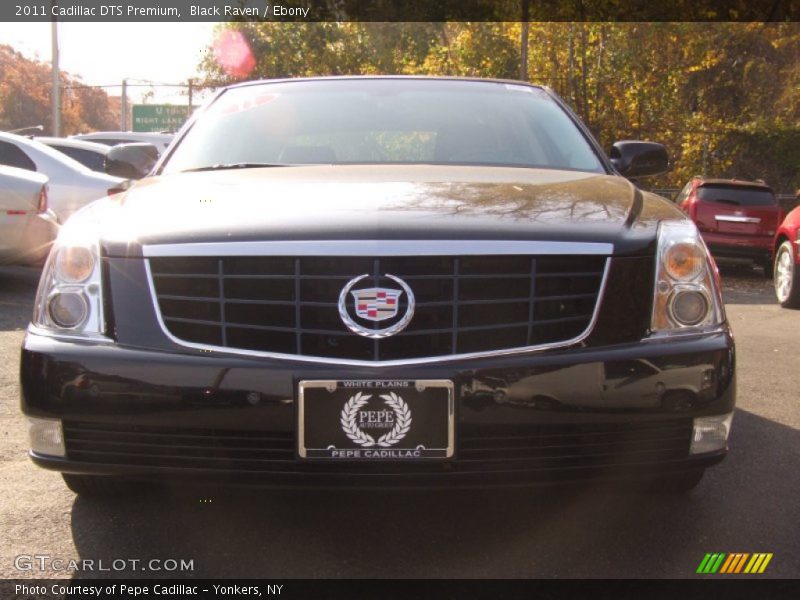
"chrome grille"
148,254,608,362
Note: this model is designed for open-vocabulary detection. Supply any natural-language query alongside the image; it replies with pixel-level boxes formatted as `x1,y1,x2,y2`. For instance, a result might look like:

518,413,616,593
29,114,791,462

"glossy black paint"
20,325,734,485
609,140,670,178
19,78,736,487
95,166,680,258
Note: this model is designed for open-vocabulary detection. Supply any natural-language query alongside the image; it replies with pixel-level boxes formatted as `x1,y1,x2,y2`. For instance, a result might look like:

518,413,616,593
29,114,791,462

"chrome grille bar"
144,246,611,367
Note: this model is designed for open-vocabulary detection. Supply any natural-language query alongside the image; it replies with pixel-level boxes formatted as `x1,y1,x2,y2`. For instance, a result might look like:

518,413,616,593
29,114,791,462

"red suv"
676,177,783,275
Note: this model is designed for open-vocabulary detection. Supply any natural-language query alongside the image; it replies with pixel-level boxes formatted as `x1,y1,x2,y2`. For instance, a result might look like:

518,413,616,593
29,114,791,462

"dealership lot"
1,264,798,579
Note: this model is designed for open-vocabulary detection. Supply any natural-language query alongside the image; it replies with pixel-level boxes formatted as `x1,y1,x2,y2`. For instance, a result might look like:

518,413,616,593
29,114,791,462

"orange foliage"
0,44,117,135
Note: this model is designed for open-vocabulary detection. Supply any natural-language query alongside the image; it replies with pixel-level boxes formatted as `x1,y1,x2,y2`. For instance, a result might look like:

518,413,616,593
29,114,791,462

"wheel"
774,241,800,308
62,474,151,497
648,469,705,493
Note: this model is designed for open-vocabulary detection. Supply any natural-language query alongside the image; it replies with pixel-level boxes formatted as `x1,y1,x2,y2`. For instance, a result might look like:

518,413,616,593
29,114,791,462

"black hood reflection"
82,165,685,256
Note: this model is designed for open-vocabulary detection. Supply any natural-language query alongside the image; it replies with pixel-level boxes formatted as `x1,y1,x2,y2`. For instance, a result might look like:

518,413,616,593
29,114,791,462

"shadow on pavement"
68,410,799,579
0,266,40,332
718,263,776,306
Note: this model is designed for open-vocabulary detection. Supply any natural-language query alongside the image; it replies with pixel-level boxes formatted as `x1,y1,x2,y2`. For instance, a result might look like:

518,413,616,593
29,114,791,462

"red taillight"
108,180,133,196
37,184,48,213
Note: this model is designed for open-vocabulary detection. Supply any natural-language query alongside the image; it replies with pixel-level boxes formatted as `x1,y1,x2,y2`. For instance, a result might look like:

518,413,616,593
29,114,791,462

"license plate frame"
298,379,454,460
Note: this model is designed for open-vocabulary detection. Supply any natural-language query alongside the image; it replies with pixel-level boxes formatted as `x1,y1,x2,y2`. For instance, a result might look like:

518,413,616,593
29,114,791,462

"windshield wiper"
181,162,291,173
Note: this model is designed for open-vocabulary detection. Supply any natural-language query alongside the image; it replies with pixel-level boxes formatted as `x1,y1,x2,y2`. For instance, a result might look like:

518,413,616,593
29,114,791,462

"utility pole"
50,13,60,136
520,0,530,81
120,78,128,131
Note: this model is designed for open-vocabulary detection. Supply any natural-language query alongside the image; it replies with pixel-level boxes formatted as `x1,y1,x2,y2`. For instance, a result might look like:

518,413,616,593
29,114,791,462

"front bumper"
20,329,735,488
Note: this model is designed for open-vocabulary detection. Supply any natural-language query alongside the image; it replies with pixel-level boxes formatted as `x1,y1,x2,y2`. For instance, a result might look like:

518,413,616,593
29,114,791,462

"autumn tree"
0,44,118,135
199,22,800,191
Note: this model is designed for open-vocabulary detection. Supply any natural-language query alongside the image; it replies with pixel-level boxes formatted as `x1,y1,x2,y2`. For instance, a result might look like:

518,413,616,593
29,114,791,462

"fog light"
669,289,709,326
690,413,733,454
28,417,65,457
47,291,88,329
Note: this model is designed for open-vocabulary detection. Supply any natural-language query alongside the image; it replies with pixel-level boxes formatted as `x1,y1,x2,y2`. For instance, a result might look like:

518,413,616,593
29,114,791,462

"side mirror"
609,141,669,178
104,143,159,180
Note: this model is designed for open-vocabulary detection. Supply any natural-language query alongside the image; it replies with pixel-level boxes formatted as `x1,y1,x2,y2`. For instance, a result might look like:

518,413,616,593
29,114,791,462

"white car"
0,132,124,223
0,166,57,265
35,137,110,173
71,131,173,153
466,359,716,410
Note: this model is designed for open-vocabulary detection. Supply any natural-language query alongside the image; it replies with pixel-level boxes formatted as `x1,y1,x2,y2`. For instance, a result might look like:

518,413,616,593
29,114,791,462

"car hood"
70,165,684,257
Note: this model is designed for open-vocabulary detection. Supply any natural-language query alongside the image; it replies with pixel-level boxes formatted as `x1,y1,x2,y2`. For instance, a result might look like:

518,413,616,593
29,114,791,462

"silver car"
71,131,173,153
0,166,57,265
0,132,124,223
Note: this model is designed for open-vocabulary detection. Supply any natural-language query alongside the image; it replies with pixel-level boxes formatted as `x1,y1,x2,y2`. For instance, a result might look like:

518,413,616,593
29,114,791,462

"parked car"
465,359,717,411
0,131,124,223
37,137,160,182
34,136,110,173
675,177,783,275
71,131,173,153
773,204,800,308
0,166,57,265
21,77,735,497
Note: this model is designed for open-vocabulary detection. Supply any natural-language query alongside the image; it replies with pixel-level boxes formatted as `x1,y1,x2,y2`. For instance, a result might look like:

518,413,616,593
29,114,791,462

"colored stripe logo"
697,553,773,574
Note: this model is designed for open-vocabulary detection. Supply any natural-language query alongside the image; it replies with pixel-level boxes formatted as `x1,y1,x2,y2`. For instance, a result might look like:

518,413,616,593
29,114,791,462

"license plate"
298,380,454,460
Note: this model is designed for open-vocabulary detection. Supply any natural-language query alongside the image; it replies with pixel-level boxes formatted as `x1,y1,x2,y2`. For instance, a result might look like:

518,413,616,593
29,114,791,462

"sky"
0,22,218,105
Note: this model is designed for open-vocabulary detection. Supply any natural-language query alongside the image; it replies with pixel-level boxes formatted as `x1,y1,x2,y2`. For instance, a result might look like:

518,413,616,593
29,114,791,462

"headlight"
32,239,105,338
47,289,89,329
55,246,95,283
663,243,704,281
651,220,725,333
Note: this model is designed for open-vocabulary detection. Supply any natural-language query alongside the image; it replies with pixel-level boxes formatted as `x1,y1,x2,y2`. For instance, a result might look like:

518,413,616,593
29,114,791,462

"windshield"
162,79,606,174
697,185,776,207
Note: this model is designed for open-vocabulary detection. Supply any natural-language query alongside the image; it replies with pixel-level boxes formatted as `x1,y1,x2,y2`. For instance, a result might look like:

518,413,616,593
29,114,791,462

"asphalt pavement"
0,263,798,579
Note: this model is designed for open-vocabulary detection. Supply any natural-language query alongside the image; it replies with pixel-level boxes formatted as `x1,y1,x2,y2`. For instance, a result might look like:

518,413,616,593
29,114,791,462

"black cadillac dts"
20,77,735,495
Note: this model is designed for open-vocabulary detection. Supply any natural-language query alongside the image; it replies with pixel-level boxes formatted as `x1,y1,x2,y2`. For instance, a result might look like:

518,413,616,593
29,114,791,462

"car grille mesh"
62,420,691,475
148,255,607,361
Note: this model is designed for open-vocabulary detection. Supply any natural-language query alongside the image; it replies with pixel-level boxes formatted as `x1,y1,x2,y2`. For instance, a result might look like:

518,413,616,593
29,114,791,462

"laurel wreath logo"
340,391,412,448
340,392,375,447
376,392,412,447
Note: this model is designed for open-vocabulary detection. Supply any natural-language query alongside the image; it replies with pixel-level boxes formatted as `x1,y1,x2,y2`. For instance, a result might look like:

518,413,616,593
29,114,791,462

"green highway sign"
132,104,190,132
